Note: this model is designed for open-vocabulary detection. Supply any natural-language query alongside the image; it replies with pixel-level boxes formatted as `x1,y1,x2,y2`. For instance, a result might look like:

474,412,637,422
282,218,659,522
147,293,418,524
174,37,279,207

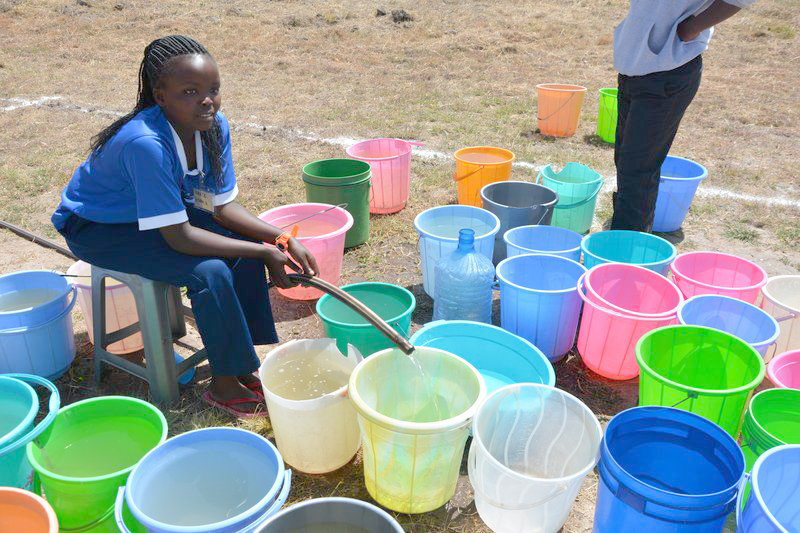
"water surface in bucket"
267,352,350,401
459,152,510,165
287,524,372,533
292,218,342,238
0,288,62,312
38,417,159,477
425,216,494,240
0,503,46,531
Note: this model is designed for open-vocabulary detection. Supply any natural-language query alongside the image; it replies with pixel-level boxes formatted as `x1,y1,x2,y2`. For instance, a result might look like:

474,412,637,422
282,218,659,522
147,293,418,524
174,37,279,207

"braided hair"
90,35,223,184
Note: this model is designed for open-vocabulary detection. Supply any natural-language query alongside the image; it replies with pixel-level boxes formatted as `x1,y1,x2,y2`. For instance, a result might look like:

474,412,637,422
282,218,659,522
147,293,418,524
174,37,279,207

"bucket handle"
0,374,61,456
454,165,485,183
0,285,77,335
735,472,750,527
773,311,798,323
61,503,116,532
468,443,572,511
114,470,293,533
536,172,603,210
576,275,677,322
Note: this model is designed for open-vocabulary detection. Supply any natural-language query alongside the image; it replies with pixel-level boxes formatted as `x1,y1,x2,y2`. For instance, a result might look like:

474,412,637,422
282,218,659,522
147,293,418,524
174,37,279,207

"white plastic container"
67,261,143,354
760,275,800,361
468,383,602,533
258,339,362,474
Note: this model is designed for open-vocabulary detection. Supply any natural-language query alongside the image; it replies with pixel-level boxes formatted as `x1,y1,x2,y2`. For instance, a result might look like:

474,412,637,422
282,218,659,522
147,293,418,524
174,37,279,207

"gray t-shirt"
613,0,755,76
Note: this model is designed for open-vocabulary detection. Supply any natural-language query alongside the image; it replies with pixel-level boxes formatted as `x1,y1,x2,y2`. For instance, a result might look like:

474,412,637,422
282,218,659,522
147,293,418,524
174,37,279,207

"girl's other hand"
261,247,301,288
287,238,320,277
677,16,701,42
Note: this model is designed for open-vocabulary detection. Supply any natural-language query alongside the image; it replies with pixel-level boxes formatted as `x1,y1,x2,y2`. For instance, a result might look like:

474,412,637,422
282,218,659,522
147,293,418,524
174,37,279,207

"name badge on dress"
193,170,215,213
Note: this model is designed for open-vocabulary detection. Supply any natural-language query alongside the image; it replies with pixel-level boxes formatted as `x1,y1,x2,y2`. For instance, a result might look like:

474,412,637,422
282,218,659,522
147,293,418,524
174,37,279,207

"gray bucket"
257,497,404,532
480,181,559,264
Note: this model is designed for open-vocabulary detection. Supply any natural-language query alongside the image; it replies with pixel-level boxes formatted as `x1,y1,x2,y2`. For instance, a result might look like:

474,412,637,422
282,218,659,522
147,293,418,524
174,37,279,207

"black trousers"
611,55,703,232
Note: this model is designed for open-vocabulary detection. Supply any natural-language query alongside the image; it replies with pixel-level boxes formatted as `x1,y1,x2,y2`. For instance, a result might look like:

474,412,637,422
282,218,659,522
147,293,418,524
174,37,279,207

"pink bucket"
576,274,678,380
258,203,353,300
585,263,683,318
767,350,800,389
346,138,422,214
669,251,767,304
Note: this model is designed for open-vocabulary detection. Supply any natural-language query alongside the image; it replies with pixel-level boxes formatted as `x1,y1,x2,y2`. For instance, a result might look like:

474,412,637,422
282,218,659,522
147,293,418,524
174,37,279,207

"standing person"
611,0,755,232
52,35,319,418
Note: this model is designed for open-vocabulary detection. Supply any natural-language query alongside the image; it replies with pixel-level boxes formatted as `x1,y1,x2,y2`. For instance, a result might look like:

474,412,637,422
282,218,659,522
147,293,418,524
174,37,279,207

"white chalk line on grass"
2,95,798,210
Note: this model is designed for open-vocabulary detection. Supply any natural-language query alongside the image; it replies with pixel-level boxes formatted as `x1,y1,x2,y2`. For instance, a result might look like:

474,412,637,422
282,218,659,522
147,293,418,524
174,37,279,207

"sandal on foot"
201,390,265,419
239,376,265,399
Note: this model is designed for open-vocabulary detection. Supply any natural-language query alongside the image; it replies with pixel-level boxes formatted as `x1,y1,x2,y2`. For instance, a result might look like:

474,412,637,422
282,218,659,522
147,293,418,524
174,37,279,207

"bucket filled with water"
317,282,415,356
760,274,800,360
346,138,420,214
652,155,708,233
595,407,744,532
259,339,362,474
27,396,167,532
536,83,587,137
348,346,486,513
0,374,59,490
453,146,514,207
670,251,768,304
0,487,59,533
678,295,779,357
413,204,500,297
636,325,765,436
302,159,370,248
497,253,587,362
737,444,800,532
257,497,404,532
115,427,290,533
410,320,555,394
479,181,558,264
504,225,582,262
68,261,143,354
259,203,353,300
767,349,800,389
740,388,800,471
469,384,602,533
0,271,77,378
536,163,603,234
581,230,676,275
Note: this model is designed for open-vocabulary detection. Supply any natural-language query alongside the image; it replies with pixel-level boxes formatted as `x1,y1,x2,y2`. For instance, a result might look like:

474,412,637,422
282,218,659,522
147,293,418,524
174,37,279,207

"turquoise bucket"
0,373,60,490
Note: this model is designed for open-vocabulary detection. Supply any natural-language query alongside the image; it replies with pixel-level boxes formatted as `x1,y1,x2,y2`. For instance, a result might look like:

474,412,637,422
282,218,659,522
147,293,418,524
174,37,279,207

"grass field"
1,0,799,531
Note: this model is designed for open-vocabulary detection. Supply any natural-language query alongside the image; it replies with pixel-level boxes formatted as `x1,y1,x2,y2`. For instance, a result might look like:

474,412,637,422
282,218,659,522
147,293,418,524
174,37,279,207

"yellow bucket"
454,146,514,207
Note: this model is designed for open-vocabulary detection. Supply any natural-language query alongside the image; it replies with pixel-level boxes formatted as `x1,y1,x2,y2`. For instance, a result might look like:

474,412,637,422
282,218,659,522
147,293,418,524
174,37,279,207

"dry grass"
1,0,799,531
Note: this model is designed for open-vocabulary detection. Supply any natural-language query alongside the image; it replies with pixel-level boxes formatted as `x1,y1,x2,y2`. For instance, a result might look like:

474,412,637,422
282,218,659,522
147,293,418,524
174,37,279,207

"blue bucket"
503,225,582,263
679,295,780,357
0,374,60,490
581,230,676,275
652,155,708,233
0,270,73,329
737,444,800,532
116,427,291,533
413,205,500,297
410,320,555,394
595,406,744,532
0,288,77,378
496,253,587,362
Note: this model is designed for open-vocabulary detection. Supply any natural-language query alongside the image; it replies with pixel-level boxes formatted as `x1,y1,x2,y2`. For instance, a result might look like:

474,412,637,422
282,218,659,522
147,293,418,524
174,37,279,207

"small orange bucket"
453,146,515,207
0,487,58,532
536,84,587,137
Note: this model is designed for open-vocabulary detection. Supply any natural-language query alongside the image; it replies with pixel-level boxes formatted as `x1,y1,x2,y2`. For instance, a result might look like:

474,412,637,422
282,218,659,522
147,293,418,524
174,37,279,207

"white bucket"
468,383,602,533
258,339,362,474
67,261,143,354
760,275,800,361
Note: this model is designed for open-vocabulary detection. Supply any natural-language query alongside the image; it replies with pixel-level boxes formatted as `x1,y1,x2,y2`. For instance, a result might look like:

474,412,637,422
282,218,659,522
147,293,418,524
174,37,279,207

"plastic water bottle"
433,228,495,323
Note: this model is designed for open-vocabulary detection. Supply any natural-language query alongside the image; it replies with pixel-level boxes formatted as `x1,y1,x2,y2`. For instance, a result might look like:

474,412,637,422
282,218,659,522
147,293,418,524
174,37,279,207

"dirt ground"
1,0,798,531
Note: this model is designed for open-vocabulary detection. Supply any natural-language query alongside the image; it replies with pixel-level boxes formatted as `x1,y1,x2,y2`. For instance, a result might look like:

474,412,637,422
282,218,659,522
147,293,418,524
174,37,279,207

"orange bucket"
536,84,587,137
0,487,58,532
453,146,515,207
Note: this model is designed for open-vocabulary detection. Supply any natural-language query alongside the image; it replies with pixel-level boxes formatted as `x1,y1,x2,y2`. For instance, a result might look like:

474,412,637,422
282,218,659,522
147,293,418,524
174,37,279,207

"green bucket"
636,325,765,437
316,282,415,356
26,396,167,532
596,88,618,144
741,388,800,471
303,159,371,248
536,162,603,234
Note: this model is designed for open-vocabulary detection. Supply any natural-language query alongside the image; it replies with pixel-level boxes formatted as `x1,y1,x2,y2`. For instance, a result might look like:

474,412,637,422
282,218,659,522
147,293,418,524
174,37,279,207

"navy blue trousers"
59,208,278,376
611,55,703,232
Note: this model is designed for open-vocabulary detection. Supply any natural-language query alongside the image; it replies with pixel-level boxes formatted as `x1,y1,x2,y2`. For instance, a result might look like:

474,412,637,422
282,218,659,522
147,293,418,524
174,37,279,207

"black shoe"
653,228,685,245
